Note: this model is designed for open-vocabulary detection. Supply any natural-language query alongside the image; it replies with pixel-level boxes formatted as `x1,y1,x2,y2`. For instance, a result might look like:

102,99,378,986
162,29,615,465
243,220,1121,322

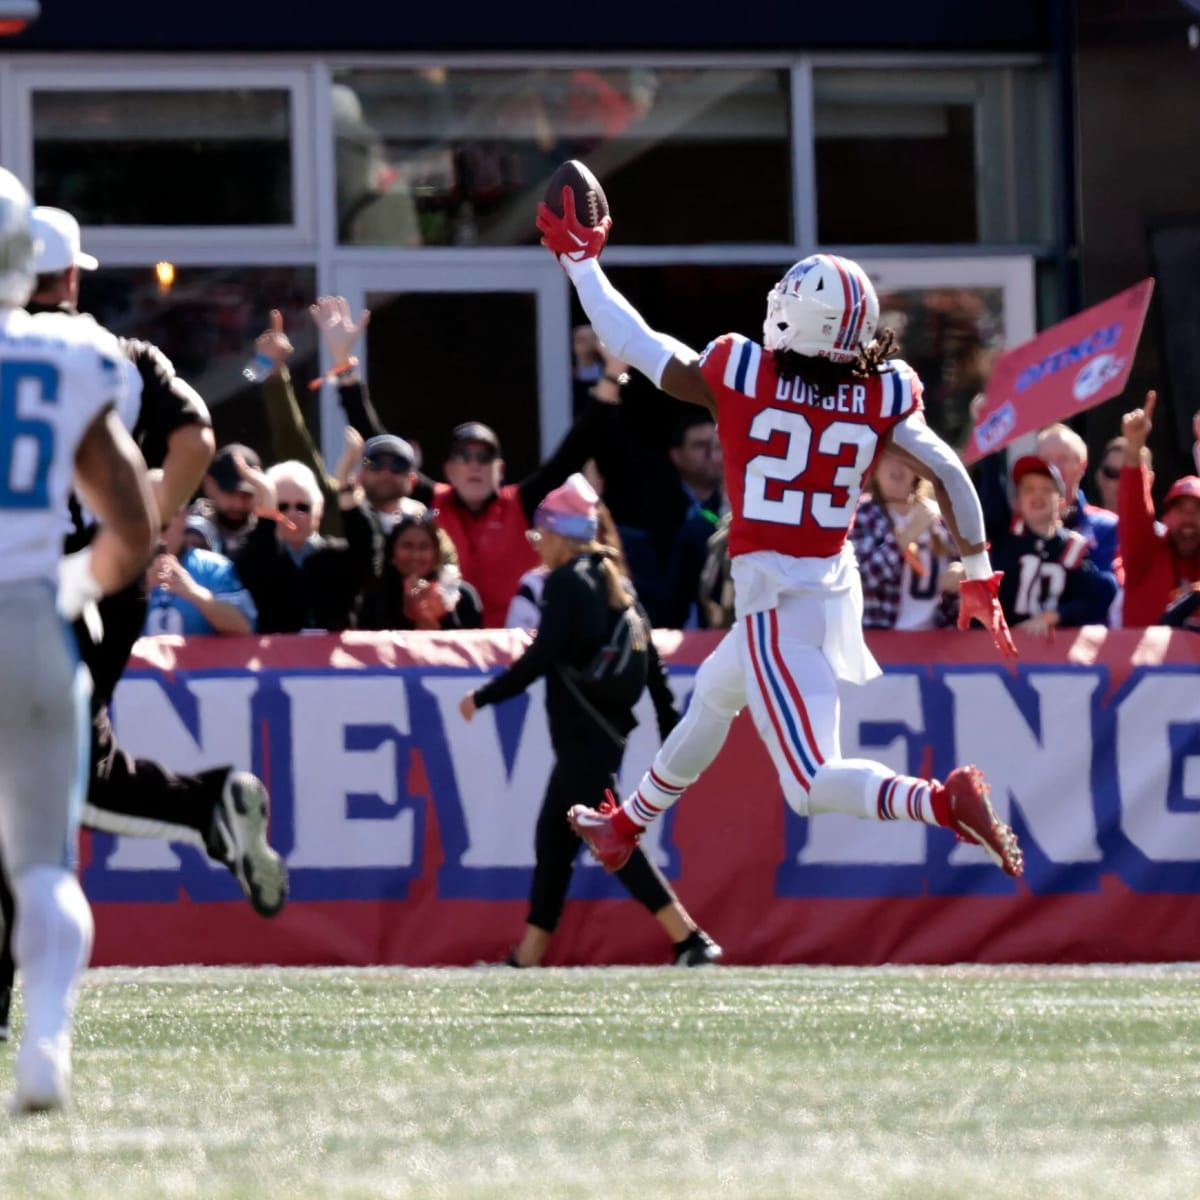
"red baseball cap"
1011,454,1065,495
1164,475,1200,510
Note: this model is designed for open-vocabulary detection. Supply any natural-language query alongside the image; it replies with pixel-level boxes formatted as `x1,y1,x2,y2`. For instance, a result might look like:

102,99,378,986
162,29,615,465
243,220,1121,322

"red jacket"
434,482,539,627
1117,465,1200,626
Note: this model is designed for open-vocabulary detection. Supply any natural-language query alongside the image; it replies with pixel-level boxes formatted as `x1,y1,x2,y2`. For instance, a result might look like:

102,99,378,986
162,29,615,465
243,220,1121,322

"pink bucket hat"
533,473,599,540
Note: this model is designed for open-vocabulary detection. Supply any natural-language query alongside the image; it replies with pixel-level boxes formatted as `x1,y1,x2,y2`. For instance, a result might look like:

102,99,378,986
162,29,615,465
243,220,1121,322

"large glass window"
362,290,542,479
814,67,1057,246
332,67,791,247
33,90,293,226
78,265,318,456
874,285,1005,449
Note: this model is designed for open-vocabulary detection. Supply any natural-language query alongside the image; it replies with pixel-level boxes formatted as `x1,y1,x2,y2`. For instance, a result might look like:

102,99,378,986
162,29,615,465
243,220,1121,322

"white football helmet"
0,167,36,308
763,253,879,363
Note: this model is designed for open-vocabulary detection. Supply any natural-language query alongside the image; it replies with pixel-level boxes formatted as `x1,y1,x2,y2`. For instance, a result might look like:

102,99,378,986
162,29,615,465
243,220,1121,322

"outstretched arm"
886,413,1016,657
537,189,716,414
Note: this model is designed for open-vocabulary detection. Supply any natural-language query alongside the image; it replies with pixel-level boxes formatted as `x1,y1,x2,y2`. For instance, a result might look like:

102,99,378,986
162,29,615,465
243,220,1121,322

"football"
543,160,610,228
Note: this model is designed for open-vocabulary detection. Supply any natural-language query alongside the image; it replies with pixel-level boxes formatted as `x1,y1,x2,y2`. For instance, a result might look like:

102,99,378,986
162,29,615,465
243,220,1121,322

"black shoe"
208,772,289,918
672,930,722,967
0,986,10,1042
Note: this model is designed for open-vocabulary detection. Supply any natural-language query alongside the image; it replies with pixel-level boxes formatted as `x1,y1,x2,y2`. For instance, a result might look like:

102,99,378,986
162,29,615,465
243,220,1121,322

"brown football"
543,160,610,228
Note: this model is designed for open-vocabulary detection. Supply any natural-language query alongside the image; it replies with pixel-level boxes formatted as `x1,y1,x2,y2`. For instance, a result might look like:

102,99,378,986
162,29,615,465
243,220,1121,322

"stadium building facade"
1,0,1193,479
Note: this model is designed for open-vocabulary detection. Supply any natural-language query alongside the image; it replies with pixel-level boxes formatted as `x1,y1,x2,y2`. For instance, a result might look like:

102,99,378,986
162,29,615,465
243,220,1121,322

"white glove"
57,547,104,642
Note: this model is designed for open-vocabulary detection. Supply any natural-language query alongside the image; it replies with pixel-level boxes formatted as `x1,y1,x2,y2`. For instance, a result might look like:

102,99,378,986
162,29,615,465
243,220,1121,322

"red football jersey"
699,333,924,560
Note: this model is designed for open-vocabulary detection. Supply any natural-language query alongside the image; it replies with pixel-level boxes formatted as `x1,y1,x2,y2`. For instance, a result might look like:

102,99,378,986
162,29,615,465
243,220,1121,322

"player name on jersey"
775,378,868,413
699,332,924,560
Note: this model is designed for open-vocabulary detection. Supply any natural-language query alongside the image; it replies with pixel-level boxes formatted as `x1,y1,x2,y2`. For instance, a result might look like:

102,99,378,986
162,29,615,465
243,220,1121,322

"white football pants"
629,592,932,825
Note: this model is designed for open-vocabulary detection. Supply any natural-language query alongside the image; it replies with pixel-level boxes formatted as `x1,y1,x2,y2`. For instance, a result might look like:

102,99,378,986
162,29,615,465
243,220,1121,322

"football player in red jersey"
538,187,1024,881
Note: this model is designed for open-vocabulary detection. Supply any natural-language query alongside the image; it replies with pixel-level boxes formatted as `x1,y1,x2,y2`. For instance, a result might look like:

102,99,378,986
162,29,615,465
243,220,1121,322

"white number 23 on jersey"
743,409,878,528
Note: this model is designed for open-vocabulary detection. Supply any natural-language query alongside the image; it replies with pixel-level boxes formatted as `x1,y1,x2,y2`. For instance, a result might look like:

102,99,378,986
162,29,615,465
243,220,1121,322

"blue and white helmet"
0,168,36,308
763,253,879,363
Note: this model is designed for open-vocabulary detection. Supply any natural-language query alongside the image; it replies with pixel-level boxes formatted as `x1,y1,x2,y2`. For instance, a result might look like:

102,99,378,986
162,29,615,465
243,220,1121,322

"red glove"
958,572,1018,658
536,187,612,264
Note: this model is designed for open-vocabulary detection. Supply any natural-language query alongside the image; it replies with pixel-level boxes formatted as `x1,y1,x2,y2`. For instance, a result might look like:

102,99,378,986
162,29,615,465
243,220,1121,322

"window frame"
6,57,316,252
0,51,1051,467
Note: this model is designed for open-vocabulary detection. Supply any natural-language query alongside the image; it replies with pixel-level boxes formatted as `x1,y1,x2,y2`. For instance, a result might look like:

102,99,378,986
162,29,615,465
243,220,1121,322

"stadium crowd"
30,209,1192,644
157,295,1200,643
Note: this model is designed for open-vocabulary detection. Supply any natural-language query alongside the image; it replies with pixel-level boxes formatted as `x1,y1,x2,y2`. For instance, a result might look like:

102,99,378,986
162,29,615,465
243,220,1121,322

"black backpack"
576,603,649,683
558,602,650,747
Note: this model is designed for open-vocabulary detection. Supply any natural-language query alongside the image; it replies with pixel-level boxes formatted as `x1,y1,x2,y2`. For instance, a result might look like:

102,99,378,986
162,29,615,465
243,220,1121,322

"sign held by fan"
963,278,1155,465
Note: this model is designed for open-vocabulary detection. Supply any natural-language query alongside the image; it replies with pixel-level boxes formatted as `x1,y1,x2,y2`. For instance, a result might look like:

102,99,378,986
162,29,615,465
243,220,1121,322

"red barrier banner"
964,278,1154,464
88,627,1200,967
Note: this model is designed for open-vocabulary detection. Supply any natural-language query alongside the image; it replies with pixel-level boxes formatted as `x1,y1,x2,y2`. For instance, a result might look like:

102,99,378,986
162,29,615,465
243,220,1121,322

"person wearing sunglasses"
432,419,599,628
232,458,375,633
350,432,428,533
1093,438,1133,513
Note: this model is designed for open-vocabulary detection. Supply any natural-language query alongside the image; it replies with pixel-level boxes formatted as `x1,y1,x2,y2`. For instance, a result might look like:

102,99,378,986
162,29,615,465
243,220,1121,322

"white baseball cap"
31,206,98,273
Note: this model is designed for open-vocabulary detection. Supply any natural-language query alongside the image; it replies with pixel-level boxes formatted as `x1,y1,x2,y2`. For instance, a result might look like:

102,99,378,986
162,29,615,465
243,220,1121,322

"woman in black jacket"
459,475,719,968
357,514,484,632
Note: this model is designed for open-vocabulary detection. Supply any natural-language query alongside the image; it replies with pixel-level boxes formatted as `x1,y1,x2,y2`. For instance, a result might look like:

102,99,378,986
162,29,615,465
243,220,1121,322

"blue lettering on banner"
1015,323,1122,393
89,659,1200,905
973,401,1016,453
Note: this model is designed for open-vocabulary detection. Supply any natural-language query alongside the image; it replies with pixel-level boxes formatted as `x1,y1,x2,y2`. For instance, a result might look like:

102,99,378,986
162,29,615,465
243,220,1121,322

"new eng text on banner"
86,628,1200,967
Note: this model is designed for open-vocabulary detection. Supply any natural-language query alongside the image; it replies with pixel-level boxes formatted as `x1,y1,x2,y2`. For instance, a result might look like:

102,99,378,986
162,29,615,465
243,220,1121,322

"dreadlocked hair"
772,327,899,398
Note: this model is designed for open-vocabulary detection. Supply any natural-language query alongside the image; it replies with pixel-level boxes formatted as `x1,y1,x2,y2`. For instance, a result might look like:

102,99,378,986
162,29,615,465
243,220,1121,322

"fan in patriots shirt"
992,455,1117,636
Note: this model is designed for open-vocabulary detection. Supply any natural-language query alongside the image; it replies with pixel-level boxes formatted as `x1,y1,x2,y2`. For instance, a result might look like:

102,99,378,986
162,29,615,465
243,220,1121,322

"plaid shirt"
849,495,958,630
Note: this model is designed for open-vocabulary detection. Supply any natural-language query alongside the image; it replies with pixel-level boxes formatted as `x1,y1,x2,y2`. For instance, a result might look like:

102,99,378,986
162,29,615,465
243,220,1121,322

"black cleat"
208,772,289,918
672,930,723,967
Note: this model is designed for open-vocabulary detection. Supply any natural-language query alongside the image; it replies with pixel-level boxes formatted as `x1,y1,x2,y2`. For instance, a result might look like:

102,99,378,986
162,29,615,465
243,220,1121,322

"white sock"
808,759,939,824
13,866,94,1048
626,764,689,828
623,698,738,829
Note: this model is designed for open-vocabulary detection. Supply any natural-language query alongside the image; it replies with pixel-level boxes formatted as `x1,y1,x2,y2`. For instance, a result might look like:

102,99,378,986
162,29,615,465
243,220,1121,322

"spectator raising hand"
333,425,365,502
1121,390,1155,459
1118,389,1200,625
255,309,295,376
310,295,370,383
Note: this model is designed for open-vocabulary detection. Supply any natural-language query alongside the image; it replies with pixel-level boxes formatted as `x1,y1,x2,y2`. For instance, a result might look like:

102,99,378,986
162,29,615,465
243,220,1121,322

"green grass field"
5,965,1200,1199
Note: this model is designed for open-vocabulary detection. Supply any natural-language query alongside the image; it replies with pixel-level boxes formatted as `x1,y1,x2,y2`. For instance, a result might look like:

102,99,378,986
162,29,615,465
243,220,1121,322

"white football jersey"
0,307,138,585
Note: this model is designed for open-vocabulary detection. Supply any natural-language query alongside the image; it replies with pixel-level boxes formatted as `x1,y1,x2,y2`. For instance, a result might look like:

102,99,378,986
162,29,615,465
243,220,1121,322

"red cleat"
567,792,641,873
934,766,1024,878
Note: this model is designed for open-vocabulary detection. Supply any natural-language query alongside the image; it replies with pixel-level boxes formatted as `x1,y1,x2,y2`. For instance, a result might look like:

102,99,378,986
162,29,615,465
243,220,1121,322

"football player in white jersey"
536,184,1023,886
0,167,157,1111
